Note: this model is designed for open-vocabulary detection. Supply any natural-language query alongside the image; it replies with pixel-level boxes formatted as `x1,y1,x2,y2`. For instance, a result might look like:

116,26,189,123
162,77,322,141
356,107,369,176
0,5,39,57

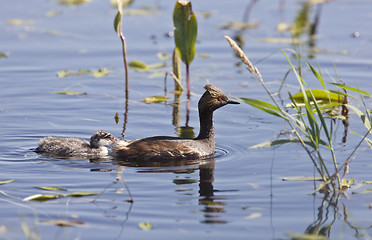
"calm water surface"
1,0,372,239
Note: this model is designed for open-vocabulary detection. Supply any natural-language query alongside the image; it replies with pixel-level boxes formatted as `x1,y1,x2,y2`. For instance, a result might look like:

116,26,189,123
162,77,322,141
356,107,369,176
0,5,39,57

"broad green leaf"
41,219,84,227
292,89,344,104
330,83,371,97
0,52,7,58
58,0,91,5
237,98,285,119
138,222,153,231
0,180,14,185
287,233,327,240
173,1,197,65
54,91,87,95
35,186,67,191
114,11,122,35
282,176,323,181
141,96,169,104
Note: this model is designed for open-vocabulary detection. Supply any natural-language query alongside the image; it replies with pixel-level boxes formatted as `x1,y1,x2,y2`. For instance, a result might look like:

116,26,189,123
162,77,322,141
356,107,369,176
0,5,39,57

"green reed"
225,35,371,192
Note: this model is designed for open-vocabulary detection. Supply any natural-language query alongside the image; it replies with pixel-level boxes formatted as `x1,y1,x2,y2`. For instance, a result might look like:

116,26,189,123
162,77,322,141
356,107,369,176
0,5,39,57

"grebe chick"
111,84,239,161
35,130,116,159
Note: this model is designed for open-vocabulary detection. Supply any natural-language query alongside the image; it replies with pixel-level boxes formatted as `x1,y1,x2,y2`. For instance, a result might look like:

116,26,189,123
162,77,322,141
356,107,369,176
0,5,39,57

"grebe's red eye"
218,97,222,101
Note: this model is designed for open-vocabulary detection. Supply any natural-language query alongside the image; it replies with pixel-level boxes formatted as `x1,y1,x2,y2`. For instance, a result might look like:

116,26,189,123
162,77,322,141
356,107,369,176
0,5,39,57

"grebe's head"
198,84,239,113
90,130,116,148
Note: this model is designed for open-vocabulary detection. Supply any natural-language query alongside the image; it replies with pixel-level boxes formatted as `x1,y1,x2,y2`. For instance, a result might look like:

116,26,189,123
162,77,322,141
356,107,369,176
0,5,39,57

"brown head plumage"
198,84,239,113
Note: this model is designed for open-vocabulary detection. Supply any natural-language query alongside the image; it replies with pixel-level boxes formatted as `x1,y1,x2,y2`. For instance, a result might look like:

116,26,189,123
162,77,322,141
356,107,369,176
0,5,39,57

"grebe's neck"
195,110,214,141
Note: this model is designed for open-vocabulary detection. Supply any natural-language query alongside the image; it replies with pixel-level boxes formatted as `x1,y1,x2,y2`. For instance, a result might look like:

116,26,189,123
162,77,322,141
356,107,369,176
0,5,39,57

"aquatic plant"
225,35,371,193
173,1,197,98
114,0,129,98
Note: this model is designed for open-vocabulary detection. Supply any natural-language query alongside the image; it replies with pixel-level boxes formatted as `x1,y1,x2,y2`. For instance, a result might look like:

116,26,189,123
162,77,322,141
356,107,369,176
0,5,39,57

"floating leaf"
287,233,327,240
54,91,87,95
157,53,171,60
46,10,62,17
35,186,67,191
282,176,323,181
358,189,372,194
147,62,165,69
129,61,149,71
361,181,372,184
138,222,153,231
0,52,7,58
141,96,169,104
0,180,14,185
23,192,101,202
57,69,90,78
220,21,259,30
258,38,302,44
91,68,109,78
173,179,197,185
292,89,344,104
198,53,209,58
23,194,63,202
7,19,35,25
65,192,102,197
173,1,197,65
57,68,108,78
114,112,119,124
244,212,262,219
41,220,84,227
58,0,91,5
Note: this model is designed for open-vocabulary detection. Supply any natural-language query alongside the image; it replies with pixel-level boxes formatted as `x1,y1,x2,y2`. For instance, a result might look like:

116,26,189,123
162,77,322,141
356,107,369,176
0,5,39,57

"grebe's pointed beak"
227,99,240,105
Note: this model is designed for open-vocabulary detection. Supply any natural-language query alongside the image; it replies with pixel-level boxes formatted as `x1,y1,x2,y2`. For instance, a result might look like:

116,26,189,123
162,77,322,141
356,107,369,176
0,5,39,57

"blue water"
1,0,372,239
